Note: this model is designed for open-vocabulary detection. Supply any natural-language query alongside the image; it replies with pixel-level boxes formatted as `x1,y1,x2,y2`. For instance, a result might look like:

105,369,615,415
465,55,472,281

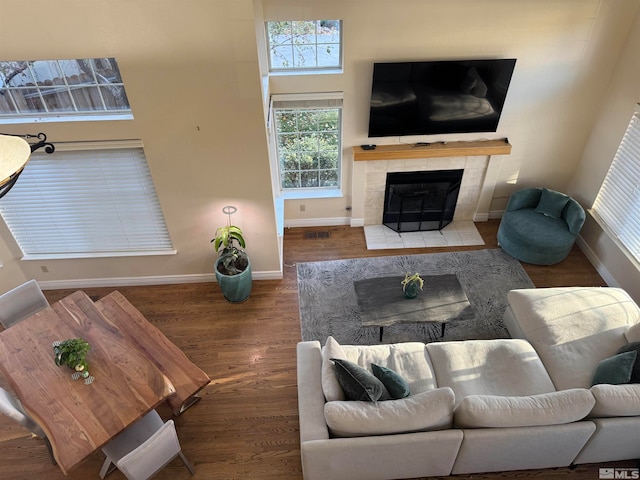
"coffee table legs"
379,323,446,343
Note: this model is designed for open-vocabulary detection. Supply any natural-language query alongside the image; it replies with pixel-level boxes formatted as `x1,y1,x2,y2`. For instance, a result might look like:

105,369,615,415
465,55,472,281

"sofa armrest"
297,341,330,443
505,188,542,212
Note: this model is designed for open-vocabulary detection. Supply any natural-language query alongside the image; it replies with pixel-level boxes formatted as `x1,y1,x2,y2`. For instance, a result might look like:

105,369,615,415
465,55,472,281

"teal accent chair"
497,188,586,265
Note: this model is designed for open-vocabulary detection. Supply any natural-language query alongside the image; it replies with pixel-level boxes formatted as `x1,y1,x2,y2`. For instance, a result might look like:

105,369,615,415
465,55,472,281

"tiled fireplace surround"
358,143,508,249
364,155,488,225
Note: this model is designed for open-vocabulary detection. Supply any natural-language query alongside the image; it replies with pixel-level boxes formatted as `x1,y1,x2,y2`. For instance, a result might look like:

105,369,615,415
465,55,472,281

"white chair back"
0,386,56,464
118,420,183,480
0,386,44,437
0,280,49,329
100,412,194,480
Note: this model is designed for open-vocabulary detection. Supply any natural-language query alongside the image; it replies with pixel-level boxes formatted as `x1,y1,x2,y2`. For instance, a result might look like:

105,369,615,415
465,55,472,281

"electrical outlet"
299,204,306,212
41,265,49,273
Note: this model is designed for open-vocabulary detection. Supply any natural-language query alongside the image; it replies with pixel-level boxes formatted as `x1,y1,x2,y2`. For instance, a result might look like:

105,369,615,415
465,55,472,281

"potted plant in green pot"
401,272,424,299
212,206,252,303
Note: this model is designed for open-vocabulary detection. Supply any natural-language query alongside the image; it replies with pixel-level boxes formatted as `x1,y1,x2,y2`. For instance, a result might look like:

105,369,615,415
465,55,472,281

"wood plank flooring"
0,221,634,480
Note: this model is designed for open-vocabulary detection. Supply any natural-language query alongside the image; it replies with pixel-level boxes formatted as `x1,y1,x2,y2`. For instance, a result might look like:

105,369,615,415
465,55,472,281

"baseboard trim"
575,235,617,287
38,270,283,290
284,217,351,228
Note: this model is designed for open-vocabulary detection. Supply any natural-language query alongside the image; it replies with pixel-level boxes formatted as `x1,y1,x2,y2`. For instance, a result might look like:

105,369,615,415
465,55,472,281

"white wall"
0,0,281,291
569,7,640,300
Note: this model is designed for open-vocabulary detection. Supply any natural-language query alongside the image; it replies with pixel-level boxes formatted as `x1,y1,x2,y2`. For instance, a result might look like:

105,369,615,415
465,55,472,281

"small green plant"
401,273,424,292
211,207,249,276
53,338,91,378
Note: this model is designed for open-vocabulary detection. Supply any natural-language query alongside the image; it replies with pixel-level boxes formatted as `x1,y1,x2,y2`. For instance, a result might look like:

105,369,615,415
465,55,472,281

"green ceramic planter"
215,256,252,303
403,281,420,299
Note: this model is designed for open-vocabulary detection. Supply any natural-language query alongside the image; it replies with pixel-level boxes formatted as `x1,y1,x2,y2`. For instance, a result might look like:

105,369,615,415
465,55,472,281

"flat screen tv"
367,58,517,138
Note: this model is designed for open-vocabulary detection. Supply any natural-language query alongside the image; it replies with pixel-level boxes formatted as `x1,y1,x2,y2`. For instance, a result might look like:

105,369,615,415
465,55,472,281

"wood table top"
0,290,209,475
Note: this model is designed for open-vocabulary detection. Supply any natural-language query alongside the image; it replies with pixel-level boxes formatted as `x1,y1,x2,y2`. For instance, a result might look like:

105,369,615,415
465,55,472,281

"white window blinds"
591,105,640,262
0,145,174,258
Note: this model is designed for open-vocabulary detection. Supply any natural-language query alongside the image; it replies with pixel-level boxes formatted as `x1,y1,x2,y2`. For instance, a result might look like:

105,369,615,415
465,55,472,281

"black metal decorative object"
0,132,55,199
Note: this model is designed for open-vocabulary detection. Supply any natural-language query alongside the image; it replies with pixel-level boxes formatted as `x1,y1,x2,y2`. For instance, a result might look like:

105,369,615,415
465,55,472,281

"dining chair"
0,386,56,464
99,410,195,480
0,279,50,329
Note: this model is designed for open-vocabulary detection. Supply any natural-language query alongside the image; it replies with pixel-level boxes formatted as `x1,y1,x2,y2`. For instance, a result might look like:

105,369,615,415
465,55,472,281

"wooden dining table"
0,290,210,475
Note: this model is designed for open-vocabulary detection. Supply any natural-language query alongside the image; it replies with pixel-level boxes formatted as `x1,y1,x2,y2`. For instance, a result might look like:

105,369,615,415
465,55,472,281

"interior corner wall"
569,5,640,301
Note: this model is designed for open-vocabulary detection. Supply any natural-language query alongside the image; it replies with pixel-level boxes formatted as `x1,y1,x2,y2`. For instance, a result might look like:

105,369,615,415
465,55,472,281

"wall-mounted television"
367,58,517,138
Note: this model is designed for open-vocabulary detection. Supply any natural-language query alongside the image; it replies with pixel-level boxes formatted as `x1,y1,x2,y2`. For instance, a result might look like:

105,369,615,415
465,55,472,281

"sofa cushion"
592,351,637,386
372,363,410,399
454,389,595,428
324,387,455,437
590,384,640,417
617,342,640,382
332,358,388,402
341,342,437,395
506,287,640,390
535,188,570,219
426,339,556,403
321,336,347,401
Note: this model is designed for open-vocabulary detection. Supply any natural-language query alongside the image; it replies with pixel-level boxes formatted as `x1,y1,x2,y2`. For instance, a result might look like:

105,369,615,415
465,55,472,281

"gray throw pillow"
617,342,640,383
371,363,411,399
534,188,570,219
592,351,638,386
331,358,388,402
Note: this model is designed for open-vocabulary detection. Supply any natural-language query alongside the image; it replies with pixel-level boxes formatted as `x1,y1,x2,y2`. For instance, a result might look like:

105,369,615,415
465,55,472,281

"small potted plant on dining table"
401,272,424,299
53,338,92,380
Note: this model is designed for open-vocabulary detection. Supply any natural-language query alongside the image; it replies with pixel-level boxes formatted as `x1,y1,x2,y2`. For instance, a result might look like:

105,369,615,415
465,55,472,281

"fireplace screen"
383,169,463,232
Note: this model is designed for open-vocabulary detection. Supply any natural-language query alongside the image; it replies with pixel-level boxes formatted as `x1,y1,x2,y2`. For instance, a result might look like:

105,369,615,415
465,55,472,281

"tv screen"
367,58,516,137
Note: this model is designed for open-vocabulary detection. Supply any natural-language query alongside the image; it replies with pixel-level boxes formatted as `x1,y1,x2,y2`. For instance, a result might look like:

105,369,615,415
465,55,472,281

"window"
266,20,342,72
0,142,174,258
0,58,132,123
591,105,640,263
272,95,342,191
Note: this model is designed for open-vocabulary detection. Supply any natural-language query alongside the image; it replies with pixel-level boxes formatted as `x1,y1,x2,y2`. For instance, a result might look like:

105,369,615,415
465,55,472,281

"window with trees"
0,58,132,123
272,96,342,191
266,20,342,72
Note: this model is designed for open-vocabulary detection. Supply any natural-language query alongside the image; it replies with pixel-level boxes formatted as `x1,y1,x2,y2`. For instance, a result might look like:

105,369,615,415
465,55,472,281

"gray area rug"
297,249,534,345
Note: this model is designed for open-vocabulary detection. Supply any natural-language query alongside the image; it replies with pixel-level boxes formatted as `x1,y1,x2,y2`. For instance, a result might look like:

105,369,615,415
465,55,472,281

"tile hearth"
364,221,485,250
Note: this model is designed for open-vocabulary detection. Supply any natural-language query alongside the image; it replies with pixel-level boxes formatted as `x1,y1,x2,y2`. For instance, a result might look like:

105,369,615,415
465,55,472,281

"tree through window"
272,96,342,190
266,20,341,71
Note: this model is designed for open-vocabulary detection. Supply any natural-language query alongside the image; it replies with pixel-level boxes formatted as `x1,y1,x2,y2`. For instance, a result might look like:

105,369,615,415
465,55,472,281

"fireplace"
382,169,463,232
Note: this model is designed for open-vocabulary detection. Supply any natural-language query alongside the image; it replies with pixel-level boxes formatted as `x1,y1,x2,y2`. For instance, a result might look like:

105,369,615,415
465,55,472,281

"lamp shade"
0,134,31,187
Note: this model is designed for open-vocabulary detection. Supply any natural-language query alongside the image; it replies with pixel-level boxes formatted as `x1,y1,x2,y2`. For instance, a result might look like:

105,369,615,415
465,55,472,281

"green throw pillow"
331,358,388,402
534,188,570,219
371,363,411,399
592,351,638,386
617,342,640,383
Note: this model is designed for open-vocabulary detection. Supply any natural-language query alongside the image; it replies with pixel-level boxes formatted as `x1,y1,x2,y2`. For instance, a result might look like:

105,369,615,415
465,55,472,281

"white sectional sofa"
296,287,640,480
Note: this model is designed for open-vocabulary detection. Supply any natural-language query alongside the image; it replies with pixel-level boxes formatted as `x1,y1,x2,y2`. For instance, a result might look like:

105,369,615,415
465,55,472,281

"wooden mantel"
353,139,512,161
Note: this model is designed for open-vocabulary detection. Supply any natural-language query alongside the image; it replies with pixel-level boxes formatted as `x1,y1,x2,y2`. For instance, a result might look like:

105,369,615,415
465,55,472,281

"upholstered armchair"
497,187,586,265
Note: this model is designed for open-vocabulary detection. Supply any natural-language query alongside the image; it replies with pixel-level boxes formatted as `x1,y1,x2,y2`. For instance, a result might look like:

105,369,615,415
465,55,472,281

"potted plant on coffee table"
401,272,424,299
211,206,252,303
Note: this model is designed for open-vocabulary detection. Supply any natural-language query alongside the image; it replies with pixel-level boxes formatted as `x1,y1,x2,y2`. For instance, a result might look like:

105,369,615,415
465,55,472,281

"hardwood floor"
0,220,633,480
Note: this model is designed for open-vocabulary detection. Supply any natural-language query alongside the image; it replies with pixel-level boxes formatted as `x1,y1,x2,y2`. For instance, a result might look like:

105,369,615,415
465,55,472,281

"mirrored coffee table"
354,274,475,342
